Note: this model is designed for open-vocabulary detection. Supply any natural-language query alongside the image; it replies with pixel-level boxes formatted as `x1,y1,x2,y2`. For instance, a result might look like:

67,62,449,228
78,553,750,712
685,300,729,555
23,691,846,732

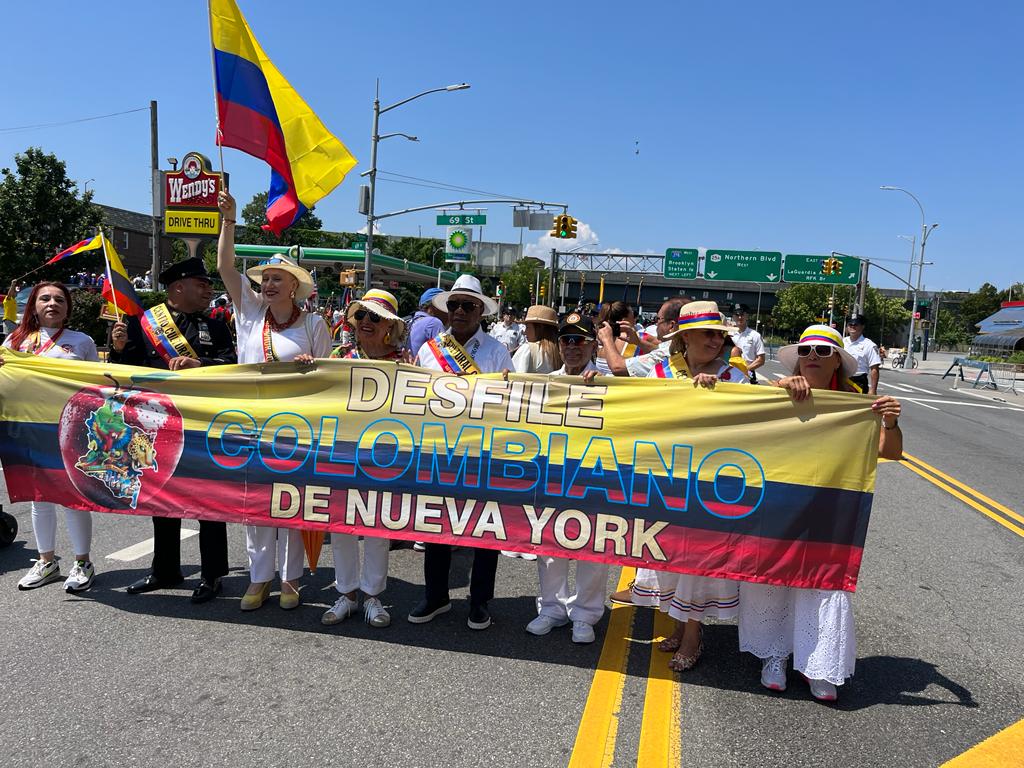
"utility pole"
149,100,161,285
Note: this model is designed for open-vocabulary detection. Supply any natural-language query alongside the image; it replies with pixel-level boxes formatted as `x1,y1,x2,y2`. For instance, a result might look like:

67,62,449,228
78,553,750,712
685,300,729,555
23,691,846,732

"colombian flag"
100,235,143,317
47,235,103,265
209,0,357,236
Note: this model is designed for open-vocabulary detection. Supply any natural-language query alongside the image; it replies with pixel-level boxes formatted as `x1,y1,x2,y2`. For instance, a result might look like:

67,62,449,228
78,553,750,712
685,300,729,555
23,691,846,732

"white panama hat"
432,274,499,316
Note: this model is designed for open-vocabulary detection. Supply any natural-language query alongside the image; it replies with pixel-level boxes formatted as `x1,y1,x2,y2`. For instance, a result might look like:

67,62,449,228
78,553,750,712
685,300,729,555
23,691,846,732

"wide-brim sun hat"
346,289,406,337
432,274,499,316
777,324,859,379
664,300,732,338
245,252,315,301
524,305,558,326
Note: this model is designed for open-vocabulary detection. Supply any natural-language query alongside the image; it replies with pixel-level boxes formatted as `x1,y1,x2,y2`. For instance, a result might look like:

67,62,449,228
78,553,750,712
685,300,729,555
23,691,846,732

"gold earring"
290,291,296,300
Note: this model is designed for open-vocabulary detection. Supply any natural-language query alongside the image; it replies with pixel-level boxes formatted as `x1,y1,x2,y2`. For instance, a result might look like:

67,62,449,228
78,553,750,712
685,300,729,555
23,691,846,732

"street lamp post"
897,234,916,301
880,186,938,368
364,81,470,292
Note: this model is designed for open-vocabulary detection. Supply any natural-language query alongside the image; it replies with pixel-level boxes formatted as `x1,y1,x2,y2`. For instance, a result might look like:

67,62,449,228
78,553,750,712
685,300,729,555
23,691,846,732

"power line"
0,106,149,134
376,169,524,200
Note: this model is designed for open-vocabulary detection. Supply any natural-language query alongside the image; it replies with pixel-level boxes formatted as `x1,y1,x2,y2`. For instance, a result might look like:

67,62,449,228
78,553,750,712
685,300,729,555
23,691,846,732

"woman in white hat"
617,300,749,673
511,305,562,375
321,289,407,629
217,190,332,611
739,325,902,702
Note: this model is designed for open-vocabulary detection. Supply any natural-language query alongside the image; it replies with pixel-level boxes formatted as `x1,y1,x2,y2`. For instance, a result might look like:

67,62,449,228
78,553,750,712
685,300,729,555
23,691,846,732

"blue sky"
2,1,1020,292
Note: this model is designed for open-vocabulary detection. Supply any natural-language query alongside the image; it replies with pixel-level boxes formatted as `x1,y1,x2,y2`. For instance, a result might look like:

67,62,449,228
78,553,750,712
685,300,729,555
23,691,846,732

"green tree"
771,283,909,342
959,282,1001,333
500,258,549,309
0,148,103,283
238,191,327,246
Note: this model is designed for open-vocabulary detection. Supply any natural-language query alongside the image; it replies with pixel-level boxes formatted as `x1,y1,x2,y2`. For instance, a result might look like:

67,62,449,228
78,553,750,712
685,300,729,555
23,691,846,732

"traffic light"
549,216,561,238
820,257,842,275
496,280,505,298
566,216,578,239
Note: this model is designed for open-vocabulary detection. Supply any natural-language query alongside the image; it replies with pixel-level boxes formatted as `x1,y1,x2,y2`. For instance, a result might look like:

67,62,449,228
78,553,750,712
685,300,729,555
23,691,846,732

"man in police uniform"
843,313,882,394
730,303,766,384
108,257,236,603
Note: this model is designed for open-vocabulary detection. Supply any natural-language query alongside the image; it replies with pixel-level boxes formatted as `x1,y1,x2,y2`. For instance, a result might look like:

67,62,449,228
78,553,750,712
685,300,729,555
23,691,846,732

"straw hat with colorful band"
777,324,859,379
245,253,315,301
347,289,405,335
664,300,732,338
524,305,558,326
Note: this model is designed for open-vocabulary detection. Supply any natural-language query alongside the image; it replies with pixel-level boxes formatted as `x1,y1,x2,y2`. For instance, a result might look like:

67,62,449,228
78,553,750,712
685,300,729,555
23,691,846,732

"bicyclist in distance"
843,313,882,394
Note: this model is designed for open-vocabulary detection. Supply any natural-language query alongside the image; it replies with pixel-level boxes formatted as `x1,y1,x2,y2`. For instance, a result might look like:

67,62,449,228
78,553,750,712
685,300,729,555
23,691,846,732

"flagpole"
98,229,122,322
207,0,226,176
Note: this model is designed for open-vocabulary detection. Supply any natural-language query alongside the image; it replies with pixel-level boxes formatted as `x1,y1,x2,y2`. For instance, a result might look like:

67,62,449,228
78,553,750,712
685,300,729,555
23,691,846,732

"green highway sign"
663,248,699,279
703,250,782,283
437,214,486,226
783,254,861,285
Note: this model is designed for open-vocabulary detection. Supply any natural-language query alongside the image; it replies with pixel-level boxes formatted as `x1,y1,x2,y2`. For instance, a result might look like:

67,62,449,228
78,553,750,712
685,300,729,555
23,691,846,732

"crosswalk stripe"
897,383,942,395
105,528,198,562
879,381,915,392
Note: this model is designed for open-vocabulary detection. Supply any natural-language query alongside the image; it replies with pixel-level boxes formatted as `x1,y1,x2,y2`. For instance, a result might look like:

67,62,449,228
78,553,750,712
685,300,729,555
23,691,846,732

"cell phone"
611,321,621,337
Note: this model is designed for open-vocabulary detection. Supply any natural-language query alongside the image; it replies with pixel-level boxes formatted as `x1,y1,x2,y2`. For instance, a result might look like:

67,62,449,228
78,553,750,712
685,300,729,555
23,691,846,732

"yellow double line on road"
569,568,682,768
899,452,1024,538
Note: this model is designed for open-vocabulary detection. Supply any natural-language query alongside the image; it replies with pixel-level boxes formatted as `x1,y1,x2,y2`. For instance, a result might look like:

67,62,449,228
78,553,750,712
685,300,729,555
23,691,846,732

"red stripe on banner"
4,465,863,591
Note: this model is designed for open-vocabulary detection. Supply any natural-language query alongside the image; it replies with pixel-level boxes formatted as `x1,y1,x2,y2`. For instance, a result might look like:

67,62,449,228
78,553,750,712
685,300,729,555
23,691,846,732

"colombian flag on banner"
0,356,881,591
100,235,143,316
209,0,357,235
47,235,103,265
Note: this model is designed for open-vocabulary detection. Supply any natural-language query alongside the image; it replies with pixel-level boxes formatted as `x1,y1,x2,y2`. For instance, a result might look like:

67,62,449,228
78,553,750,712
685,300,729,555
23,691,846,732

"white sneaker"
761,656,788,691
363,596,391,628
526,614,569,636
412,541,426,552
64,560,95,593
807,677,838,702
18,559,61,590
571,620,596,644
500,550,521,558
519,552,538,561
321,595,358,625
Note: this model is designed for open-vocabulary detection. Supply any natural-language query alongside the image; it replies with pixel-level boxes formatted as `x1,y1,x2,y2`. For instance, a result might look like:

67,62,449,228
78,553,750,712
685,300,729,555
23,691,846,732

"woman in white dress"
632,300,749,672
217,190,332,611
740,325,902,701
1,281,98,592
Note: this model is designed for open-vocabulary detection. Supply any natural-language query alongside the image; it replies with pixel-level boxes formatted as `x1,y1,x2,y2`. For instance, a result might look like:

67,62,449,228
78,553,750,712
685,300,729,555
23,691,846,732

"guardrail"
943,357,998,390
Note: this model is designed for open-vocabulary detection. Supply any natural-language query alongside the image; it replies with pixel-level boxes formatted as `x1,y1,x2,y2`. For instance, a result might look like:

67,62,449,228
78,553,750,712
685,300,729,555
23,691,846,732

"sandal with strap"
668,627,704,672
658,635,683,653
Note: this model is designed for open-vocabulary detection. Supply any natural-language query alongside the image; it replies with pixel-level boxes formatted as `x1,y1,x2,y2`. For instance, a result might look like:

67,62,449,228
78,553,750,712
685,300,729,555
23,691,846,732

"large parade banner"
0,351,880,591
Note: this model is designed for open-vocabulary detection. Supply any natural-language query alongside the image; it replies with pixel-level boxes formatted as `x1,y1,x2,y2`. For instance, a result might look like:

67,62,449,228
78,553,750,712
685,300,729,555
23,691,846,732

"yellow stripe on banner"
569,568,637,768
900,461,1024,538
902,452,1024,527
637,610,682,768
941,718,1024,767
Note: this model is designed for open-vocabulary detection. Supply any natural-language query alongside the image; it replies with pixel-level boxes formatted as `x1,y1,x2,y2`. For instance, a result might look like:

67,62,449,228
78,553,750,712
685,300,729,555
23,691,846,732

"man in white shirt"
600,296,689,378
843,313,882,394
413,274,513,632
489,306,525,353
730,303,766,384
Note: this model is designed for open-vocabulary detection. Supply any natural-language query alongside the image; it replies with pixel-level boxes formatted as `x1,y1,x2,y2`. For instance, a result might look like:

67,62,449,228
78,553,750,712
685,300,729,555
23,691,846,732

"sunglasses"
559,335,593,346
797,344,835,358
353,309,382,323
446,300,482,313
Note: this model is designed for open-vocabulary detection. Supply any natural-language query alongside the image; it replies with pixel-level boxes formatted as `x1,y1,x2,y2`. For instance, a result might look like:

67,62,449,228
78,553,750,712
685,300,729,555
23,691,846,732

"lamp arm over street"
372,198,568,221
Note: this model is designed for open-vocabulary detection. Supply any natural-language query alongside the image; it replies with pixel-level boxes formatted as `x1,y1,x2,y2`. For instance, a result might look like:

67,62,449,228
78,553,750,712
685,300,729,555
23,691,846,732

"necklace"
265,305,301,332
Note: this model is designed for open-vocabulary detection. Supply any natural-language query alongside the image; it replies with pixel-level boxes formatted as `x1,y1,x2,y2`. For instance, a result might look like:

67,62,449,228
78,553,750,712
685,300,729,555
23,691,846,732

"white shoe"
500,550,521,558
519,552,538,561
571,621,596,644
64,560,95,593
321,595,358,625
761,656,788,691
412,541,426,552
526,614,570,636
807,677,838,702
18,559,61,590
363,596,391,628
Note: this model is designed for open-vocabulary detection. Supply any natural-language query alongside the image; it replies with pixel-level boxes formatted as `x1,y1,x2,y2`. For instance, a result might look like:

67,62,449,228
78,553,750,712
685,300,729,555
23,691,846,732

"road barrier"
943,357,997,390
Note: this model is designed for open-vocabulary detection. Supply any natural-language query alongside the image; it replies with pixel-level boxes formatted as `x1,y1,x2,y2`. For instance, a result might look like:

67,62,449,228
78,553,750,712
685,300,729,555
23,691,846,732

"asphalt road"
1,359,1021,767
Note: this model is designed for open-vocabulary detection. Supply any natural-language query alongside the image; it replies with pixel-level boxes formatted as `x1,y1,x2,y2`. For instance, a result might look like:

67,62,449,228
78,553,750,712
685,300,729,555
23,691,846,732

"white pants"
245,525,304,583
32,501,92,555
536,557,610,626
331,534,389,596
630,567,664,606
738,582,856,686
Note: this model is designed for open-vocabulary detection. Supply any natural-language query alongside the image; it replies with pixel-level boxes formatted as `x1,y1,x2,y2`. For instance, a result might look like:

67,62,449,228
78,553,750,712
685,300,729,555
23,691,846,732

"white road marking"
904,398,941,411
897,383,942,395
106,528,198,562
879,381,916,392
903,397,1024,412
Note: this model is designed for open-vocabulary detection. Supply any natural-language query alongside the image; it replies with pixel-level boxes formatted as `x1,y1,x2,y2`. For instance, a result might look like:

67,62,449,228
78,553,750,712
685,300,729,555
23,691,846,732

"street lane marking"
105,528,198,562
900,454,1024,538
880,381,916,392
569,568,638,768
637,610,682,768
942,717,1024,766
898,383,942,395
905,398,941,411
903,397,1024,411
903,453,1024,527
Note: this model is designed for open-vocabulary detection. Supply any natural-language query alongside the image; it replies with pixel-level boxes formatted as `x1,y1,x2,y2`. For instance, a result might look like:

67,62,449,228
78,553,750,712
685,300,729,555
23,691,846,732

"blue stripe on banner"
214,49,281,128
0,422,872,547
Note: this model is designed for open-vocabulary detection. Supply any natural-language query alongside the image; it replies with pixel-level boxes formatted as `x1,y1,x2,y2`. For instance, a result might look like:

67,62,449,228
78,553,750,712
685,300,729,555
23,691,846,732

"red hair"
7,281,73,351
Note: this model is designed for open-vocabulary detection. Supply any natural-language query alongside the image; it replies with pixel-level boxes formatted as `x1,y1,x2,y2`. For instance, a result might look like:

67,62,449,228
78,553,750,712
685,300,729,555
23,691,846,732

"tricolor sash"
140,304,197,364
621,341,643,358
28,328,65,356
653,353,690,379
425,333,481,375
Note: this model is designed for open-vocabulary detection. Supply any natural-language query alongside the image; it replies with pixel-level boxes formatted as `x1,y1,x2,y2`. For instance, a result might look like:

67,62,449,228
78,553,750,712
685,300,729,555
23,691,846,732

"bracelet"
884,419,899,430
